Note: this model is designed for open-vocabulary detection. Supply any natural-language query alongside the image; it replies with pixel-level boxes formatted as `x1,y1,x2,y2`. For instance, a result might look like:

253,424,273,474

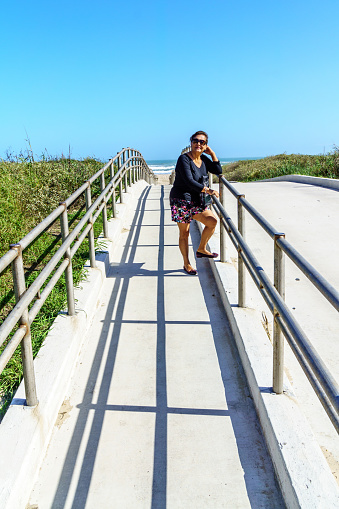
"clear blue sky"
1,0,338,160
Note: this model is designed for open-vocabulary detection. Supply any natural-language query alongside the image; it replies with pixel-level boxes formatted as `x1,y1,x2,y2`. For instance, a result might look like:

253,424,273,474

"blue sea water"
147,157,261,174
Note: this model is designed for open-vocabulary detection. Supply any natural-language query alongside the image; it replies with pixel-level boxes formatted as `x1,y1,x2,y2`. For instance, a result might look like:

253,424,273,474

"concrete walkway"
28,185,284,508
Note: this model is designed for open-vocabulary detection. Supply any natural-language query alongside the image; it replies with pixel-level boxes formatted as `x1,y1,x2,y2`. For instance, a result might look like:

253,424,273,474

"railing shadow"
51,186,151,508
50,184,283,508
190,222,284,508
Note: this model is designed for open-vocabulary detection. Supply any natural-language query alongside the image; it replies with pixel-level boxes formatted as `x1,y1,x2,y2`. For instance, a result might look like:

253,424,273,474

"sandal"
183,265,198,275
196,251,218,259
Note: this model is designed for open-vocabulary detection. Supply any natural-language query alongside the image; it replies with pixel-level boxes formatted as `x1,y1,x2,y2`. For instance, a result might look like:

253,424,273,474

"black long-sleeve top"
170,153,222,205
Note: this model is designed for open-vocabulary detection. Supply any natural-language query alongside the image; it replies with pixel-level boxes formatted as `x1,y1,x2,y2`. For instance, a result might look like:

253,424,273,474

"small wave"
151,169,173,174
149,164,175,174
149,165,175,171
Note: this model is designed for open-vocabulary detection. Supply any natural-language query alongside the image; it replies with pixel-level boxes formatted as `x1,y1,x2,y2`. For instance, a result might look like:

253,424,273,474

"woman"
170,130,222,275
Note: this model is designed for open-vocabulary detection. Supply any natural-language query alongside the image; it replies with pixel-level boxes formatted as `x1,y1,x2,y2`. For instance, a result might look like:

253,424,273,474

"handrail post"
118,153,124,204
128,149,132,186
110,160,117,218
132,150,134,183
137,153,140,181
132,152,136,183
85,183,96,268
100,172,109,237
134,152,137,181
134,152,137,184
112,186,117,217
119,176,124,203
125,149,129,186
10,244,38,406
123,150,128,193
273,233,286,393
60,204,75,315
134,152,137,183
109,159,114,182
219,177,226,262
147,161,150,184
142,159,145,181
131,150,138,184
237,195,246,307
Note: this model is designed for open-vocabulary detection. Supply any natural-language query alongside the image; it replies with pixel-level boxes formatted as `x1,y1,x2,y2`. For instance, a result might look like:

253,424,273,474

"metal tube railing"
17,205,65,253
1,155,145,344
10,244,38,406
277,237,339,311
118,154,123,203
123,151,128,192
273,234,285,393
85,183,96,268
100,172,109,238
0,326,26,374
219,179,226,262
212,176,339,431
0,148,155,407
29,258,70,323
60,205,75,316
237,195,246,307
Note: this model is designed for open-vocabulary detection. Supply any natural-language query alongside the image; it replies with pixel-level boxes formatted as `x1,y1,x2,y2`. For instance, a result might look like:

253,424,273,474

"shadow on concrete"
50,185,284,508
51,187,151,508
191,222,285,508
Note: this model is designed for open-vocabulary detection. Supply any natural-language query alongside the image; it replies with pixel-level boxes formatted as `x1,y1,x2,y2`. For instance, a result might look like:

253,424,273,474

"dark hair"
190,130,208,143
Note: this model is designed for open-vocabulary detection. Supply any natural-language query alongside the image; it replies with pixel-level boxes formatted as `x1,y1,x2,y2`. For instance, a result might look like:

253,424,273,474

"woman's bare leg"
177,223,195,270
193,209,218,255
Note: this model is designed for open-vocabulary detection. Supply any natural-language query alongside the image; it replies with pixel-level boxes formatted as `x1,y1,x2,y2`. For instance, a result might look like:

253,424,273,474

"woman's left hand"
204,146,218,161
204,145,214,156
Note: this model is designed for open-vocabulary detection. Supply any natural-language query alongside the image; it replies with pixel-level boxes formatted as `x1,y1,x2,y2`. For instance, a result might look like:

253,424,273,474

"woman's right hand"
203,186,219,198
210,189,219,198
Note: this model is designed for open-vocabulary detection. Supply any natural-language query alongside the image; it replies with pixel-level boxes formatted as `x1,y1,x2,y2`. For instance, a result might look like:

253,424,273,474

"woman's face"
191,134,207,153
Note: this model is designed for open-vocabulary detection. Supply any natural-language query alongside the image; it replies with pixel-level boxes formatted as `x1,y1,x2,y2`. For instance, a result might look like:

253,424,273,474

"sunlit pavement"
28,184,285,508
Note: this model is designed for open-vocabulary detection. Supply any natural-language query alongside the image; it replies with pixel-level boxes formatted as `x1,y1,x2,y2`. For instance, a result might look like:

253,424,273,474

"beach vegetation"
0,152,118,418
221,147,339,182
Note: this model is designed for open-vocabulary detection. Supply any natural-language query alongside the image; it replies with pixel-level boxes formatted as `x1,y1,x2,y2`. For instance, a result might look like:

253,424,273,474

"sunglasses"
192,138,207,145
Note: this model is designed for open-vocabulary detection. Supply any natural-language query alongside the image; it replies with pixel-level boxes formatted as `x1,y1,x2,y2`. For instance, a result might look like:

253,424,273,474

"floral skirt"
170,198,206,224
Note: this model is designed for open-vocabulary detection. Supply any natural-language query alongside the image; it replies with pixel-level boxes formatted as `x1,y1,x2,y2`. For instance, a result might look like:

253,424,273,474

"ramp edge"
197,220,339,508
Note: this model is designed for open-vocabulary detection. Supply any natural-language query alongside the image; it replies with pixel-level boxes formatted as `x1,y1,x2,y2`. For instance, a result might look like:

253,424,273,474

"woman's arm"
201,148,221,198
204,146,219,162
202,150,222,176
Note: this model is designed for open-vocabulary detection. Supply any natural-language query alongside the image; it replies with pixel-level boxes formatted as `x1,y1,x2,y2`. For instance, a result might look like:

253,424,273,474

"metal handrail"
219,175,339,309
0,148,156,406
213,175,339,432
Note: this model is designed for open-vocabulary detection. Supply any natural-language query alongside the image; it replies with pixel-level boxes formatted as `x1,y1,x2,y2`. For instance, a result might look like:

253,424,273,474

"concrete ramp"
27,184,284,508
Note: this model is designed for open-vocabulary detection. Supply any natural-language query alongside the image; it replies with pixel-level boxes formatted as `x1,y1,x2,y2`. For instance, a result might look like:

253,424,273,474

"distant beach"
147,157,261,174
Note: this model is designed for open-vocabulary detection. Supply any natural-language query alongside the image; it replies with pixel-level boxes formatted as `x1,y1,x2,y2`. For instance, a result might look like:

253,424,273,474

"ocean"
147,157,261,174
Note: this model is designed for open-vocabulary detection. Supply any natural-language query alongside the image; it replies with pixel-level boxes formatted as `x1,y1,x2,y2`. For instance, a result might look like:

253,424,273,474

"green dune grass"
0,155,116,417
221,148,339,182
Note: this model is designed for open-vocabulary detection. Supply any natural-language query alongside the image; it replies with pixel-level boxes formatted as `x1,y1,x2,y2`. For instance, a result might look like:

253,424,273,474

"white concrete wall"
257,174,339,190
